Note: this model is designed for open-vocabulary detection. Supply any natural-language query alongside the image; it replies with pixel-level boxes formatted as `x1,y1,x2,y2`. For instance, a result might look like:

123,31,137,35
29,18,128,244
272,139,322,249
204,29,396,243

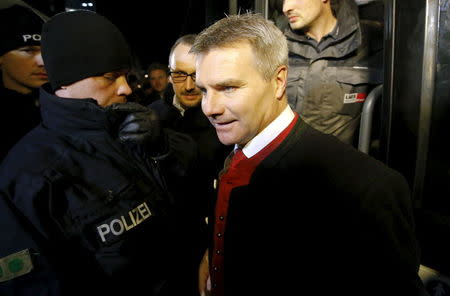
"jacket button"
218,216,224,221
217,232,222,237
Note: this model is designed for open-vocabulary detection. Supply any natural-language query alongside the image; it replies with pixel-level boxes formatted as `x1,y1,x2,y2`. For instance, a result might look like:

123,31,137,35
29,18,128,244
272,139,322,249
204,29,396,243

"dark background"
14,0,382,77
21,0,230,72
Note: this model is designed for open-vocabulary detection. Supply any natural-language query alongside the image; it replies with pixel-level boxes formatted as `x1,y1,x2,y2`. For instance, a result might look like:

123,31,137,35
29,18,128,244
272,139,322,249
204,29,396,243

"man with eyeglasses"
150,34,232,296
150,35,203,120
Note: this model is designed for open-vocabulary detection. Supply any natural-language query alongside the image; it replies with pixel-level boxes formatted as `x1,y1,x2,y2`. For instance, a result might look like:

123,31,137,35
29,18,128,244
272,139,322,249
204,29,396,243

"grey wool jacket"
285,0,383,145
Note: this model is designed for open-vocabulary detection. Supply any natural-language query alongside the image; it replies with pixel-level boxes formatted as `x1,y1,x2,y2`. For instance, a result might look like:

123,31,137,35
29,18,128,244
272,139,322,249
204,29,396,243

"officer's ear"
55,85,69,97
274,64,287,100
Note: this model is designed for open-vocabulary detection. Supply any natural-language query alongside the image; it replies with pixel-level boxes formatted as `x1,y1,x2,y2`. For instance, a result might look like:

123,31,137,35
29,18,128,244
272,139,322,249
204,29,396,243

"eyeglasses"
169,71,196,83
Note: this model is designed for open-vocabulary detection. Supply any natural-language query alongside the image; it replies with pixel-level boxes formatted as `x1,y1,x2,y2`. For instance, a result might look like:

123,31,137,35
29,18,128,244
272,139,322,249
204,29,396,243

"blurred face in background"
149,69,169,93
169,43,202,109
0,45,48,94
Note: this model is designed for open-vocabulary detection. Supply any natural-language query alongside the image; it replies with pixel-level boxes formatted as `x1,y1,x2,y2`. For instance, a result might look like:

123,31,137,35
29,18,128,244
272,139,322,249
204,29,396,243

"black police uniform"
0,84,196,295
0,84,40,162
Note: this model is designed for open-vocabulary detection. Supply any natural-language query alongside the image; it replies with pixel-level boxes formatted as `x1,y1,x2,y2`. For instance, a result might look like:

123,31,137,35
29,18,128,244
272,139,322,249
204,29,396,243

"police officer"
0,5,47,161
0,10,196,295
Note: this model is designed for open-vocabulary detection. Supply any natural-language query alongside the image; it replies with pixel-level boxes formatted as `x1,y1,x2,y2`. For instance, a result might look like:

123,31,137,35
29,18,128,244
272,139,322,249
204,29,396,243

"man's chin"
180,97,201,108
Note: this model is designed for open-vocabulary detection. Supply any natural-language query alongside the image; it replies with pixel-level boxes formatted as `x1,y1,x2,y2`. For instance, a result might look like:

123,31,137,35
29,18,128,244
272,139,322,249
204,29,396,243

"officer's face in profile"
55,69,132,107
196,42,282,147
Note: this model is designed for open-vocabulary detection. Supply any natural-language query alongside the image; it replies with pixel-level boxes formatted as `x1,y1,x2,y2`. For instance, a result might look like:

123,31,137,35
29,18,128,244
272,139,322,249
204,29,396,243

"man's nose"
201,90,223,118
117,75,132,96
36,51,45,67
186,75,196,90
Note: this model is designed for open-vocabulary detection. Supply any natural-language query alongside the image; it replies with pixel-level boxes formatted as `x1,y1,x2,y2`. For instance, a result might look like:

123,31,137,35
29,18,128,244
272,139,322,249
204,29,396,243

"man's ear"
274,64,288,100
55,85,69,97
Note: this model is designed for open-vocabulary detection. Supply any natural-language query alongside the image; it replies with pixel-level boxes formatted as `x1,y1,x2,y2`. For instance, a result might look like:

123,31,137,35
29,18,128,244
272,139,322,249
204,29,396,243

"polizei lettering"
97,202,152,242
22,34,41,42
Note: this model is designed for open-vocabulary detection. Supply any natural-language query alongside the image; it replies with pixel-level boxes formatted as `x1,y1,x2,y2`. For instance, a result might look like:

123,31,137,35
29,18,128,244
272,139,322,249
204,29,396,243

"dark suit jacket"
150,98,232,296
215,117,424,296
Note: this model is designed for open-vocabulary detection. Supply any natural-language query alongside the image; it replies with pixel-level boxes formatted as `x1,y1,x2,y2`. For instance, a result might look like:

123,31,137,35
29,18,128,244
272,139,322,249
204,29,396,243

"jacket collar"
0,83,40,101
285,0,361,59
39,83,115,135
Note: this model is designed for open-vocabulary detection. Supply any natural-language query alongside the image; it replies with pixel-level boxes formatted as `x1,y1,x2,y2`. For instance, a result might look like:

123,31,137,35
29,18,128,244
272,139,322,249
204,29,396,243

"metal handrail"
358,84,383,154
413,0,439,207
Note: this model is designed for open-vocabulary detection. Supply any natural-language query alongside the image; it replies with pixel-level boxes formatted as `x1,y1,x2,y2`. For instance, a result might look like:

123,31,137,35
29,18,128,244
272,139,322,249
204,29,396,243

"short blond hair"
190,13,288,81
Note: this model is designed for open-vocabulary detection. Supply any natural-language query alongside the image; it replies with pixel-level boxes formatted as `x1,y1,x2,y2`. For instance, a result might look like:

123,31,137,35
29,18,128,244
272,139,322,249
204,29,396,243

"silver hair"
190,13,288,81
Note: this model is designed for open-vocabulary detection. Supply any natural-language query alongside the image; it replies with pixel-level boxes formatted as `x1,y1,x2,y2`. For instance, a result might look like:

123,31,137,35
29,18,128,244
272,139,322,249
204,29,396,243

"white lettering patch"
96,202,152,243
22,34,41,42
343,93,367,104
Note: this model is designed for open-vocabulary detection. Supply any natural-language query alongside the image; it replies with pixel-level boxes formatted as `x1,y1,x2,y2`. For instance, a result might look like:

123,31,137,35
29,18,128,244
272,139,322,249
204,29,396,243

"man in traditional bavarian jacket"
283,0,383,145
0,10,196,296
194,13,424,296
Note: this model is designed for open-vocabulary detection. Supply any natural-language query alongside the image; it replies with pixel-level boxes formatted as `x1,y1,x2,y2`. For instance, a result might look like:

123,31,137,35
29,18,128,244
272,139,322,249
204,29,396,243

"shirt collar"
238,105,295,158
172,94,185,116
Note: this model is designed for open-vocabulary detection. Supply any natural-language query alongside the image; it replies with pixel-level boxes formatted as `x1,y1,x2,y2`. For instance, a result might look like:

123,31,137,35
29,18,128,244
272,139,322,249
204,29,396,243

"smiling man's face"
196,42,280,147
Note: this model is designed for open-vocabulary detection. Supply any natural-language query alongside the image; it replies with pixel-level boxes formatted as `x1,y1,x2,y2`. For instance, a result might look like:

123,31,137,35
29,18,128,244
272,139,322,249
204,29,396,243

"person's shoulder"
292,120,402,177
281,119,353,166
359,19,384,52
297,123,410,199
0,127,64,183
149,99,182,128
360,18,383,38
0,87,28,103
149,98,170,111
291,119,353,152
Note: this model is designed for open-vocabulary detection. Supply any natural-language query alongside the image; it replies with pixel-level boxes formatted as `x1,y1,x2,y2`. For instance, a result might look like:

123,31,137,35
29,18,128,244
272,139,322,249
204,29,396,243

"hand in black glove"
108,103,165,154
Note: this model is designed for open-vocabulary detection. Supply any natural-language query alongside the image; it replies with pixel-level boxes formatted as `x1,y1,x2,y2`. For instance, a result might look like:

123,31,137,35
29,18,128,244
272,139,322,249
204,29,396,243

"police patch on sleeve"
0,249,34,282
96,201,152,245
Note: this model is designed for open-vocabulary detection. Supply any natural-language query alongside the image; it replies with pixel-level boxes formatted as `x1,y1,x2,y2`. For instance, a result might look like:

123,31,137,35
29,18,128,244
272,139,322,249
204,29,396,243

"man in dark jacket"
0,5,47,162
150,34,232,296
283,0,383,145
192,13,426,296
0,10,196,296
150,34,231,198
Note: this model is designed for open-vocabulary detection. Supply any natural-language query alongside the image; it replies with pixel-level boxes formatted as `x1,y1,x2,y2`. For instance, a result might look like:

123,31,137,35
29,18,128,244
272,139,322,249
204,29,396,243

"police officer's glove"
109,103,167,156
